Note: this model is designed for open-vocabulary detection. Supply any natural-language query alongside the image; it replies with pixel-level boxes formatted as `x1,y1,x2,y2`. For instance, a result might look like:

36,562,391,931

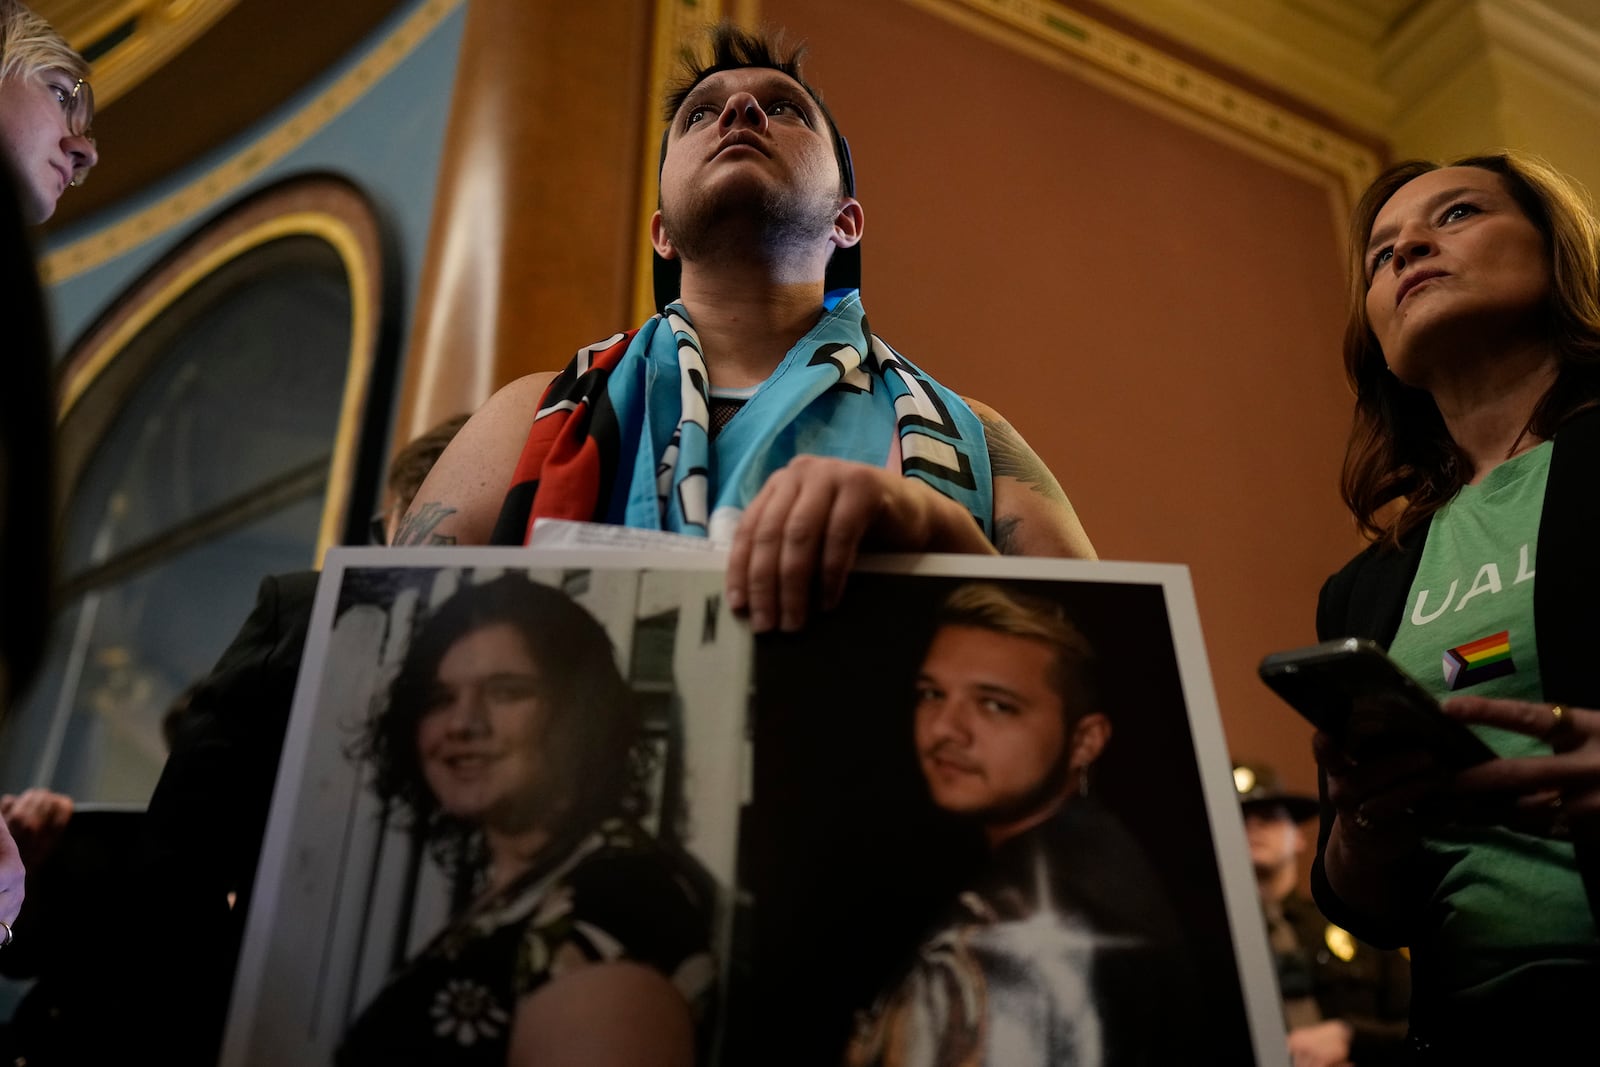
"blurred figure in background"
1233,761,1408,1067
0,414,468,1064
372,412,471,546
0,682,202,1061
0,789,68,871
0,0,99,962
0,0,95,973
127,411,475,1063
0,91,51,962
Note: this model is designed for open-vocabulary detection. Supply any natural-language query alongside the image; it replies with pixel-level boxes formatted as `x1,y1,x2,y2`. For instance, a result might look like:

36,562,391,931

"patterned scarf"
489,290,992,545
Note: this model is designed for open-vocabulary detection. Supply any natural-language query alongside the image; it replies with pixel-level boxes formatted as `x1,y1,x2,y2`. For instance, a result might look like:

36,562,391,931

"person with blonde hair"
1233,761,1409,1067
0,0,96,224
0,0,92,985
849,583,1186,1066
1313,151,1600,1059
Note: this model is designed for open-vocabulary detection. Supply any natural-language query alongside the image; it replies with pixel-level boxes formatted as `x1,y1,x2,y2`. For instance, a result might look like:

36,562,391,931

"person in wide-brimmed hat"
1234,761,1320,824
1233,760,1410,1067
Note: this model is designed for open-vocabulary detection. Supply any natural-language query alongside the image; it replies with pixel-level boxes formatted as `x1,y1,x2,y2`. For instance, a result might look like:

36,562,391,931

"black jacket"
1312,406,1600,941
1310,407,1600,1049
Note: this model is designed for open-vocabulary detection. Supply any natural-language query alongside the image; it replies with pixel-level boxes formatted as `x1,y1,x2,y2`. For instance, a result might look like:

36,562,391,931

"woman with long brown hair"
1314,151,1600,1061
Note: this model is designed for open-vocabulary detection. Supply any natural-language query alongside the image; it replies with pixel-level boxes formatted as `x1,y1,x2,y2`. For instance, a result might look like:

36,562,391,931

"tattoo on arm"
392,501,458,546
979,412,1071,506
979,411,1082,556
992,516,1023,555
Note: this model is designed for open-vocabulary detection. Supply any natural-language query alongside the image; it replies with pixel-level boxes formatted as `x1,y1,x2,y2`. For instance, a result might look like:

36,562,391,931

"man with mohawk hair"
401,23,1095,629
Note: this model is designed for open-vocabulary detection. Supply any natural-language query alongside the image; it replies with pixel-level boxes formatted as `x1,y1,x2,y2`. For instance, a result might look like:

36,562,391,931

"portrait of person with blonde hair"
847,582,1190,1067
0,0,96,224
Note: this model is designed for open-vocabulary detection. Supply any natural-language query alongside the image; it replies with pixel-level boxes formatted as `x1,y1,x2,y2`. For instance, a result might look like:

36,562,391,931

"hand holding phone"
1259,638,1497,768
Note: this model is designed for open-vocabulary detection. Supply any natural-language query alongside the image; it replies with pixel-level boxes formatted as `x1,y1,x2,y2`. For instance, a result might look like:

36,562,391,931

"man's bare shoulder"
393,372,560,546
963,396,1096,560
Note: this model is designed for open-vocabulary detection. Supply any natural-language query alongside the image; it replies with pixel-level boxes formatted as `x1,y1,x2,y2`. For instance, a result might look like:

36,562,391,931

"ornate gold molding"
56,178,388,567
39,0,463,285
44,0,244,109
898,0,1380,209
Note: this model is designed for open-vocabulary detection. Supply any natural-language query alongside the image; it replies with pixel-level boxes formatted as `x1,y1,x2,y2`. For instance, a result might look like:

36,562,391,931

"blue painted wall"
43,0,465,353
0,7,467,1020
0,0,468,811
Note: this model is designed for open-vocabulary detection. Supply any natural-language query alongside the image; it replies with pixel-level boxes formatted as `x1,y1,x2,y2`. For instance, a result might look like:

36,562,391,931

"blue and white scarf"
492,289,993,545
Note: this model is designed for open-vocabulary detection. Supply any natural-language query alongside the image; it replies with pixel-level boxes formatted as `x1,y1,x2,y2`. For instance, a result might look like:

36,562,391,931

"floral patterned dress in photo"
336,819,717,1065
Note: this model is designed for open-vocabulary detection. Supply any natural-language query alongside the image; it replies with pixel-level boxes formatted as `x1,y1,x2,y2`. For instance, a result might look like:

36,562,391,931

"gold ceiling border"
900,0,1380,211
60,0,245,110
40,0,464,286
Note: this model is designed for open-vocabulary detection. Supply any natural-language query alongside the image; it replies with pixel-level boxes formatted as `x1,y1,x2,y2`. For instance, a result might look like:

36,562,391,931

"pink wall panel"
763,0,1368,799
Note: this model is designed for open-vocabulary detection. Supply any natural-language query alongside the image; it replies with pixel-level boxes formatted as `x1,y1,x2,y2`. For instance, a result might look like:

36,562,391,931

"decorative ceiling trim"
1377,0,1483,108
39,0,462,285
1481,0,1600,101
1079,0,1394,131
1381,0,1600,103
63,0,245,110
904,0,1381,209
1279,0,1417,44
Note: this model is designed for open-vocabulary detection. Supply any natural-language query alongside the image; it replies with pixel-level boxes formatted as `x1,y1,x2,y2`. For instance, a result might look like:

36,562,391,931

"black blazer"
1311,404,1600,945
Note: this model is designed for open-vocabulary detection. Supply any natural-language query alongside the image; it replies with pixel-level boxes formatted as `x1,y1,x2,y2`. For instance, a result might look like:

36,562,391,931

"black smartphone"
1258,637,1498,767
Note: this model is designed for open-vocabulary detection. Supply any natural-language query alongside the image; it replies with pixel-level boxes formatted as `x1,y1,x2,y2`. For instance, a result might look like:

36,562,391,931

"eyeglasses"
65,78,95,188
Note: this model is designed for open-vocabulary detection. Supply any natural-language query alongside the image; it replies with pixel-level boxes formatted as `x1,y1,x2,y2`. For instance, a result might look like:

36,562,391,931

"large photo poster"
736,564,1266,1065
222,547,1283,1066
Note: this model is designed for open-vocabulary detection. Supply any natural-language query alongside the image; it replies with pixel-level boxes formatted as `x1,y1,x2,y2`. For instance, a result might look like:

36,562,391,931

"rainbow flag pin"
1443,630,1515,691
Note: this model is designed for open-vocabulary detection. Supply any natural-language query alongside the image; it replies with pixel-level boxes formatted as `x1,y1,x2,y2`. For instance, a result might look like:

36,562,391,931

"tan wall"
758,0,1365,800
1380,1,1600,206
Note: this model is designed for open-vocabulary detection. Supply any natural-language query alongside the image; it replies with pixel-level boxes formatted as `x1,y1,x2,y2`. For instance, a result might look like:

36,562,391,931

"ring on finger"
1545,704,1571,744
